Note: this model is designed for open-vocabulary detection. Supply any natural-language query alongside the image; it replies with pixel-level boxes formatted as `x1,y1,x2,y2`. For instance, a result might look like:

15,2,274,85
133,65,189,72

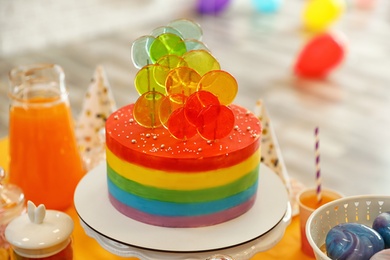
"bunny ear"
27,201,36,222
27,200,46,224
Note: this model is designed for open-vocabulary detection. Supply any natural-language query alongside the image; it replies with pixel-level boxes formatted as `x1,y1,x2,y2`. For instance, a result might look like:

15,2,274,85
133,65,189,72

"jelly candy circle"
183,39,209,52
133,91,164,128
149,33,187,63
197,0,231,15
165,67,201,98
184,91,219,127
303,0,345,32
131,35,155,69
167,107,197,140
150,26,183,38
156,54,188,70
134,64,170,95
158,94,186,128
168,19,203,41
197,105,234,140
182,50,220,76
197,70,238,105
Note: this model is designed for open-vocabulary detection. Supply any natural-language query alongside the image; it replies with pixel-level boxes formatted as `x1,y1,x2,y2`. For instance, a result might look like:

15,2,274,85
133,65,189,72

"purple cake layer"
109,193,257,228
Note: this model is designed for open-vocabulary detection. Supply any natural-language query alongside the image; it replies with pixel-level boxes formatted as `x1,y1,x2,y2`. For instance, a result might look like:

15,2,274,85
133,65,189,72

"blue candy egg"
326,223,384,260
373,212,390,248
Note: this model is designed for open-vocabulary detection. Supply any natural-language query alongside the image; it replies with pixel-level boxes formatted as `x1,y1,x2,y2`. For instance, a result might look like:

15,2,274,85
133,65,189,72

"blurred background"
1,0,390,195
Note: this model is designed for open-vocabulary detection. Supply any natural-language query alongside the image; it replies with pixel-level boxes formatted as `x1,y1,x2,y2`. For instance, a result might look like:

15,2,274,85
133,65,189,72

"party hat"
255,100,304,215
75,65,117,170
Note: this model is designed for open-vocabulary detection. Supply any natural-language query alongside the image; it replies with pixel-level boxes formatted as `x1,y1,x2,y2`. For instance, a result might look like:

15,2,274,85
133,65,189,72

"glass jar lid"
5,201,74,258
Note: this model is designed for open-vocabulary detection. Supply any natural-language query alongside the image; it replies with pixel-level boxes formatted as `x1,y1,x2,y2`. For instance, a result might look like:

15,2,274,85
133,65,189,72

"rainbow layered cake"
105,19,262,227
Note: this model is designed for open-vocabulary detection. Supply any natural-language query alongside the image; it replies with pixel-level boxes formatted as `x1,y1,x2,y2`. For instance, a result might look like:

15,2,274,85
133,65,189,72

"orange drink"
297,188,342,257
8,64,84,210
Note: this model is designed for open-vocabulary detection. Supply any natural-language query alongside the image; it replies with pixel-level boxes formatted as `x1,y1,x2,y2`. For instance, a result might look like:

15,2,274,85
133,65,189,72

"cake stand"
74,163,291,260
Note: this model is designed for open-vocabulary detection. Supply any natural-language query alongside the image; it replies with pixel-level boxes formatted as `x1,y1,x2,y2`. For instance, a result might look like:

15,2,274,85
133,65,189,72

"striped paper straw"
315,127,322,203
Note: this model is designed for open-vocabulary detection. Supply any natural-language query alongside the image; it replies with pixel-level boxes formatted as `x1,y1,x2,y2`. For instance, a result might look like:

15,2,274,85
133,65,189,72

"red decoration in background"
294,32,347,78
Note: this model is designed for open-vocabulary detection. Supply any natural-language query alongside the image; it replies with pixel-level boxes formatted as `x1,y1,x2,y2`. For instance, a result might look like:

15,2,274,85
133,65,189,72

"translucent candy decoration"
149,33,187,64
197,105,234,140
131,35,155,69
167,107,197,140
182,50,220,76
168,19,203,41
183,39,209,52
134,64,170,95
150,26,183,39
130,19,238,141
158,94,186,128
184,91,220,127
133,91,165,128
156,54,188,70
165,67,201,99
197,70,238,105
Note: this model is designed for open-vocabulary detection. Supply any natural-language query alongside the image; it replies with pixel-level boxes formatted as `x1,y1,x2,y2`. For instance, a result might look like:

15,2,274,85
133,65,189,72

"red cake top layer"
106,104,261,172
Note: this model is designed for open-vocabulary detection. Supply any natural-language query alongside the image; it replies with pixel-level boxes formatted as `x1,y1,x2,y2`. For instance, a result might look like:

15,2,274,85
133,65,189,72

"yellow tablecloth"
0,138,313,259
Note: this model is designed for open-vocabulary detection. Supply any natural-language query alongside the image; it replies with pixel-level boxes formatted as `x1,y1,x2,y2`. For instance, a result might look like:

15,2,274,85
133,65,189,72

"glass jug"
8,63,84,210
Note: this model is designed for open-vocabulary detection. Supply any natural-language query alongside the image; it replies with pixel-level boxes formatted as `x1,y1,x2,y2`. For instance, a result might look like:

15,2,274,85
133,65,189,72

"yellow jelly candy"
156,54,188,70
182,49,220,76
133,91,164,128
197,70,238,105
165,67,201,99
303,0,345,32
134,64,170,95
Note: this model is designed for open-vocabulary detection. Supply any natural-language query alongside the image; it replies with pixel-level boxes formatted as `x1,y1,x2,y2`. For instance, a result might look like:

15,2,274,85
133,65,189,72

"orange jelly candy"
133,91,164,128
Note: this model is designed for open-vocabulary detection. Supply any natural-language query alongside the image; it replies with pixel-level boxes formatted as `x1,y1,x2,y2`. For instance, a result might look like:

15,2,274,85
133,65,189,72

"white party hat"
75,65,117,170
255,100,304,215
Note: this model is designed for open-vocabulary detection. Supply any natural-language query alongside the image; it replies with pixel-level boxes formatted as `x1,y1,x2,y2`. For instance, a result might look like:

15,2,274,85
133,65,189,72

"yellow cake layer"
106,148,261,190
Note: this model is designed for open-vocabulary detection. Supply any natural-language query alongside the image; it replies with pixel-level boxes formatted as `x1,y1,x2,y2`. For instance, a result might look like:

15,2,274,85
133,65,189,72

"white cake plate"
74,163,291,260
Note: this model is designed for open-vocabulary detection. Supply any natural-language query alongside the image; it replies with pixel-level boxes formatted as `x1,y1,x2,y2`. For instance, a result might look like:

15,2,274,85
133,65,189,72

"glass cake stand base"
75,163,291,260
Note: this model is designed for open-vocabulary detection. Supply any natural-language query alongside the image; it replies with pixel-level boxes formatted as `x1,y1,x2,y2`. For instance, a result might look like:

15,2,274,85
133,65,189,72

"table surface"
1,0,390,259
0,138,309,260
